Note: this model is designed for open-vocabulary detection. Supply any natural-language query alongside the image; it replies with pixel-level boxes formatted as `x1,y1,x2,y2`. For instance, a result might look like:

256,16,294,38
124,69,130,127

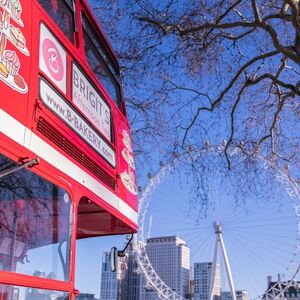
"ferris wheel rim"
136,144,300,300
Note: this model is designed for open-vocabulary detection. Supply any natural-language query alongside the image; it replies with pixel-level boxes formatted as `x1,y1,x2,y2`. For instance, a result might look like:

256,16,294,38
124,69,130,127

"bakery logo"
0,0,29,93
39,23,67,94
42,38,64,81
120,129,137,195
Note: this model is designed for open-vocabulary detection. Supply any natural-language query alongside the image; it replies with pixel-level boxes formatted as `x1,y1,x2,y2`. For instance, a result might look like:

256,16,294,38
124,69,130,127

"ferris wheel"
135,144,300,300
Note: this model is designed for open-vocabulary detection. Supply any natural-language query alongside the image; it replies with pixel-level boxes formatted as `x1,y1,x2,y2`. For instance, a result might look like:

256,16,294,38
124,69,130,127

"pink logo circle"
42,38,64,81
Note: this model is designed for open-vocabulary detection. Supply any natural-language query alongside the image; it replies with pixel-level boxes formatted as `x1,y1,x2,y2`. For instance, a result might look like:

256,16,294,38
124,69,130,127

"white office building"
194,262,221,300
142,236,190,299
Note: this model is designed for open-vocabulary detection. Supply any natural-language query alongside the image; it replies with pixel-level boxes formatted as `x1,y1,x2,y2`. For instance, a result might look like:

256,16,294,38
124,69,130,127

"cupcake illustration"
3,50,20,75
122,129,133,153
122,148,136,170
0,12,3,30
3,10,9,30
120,170,137,195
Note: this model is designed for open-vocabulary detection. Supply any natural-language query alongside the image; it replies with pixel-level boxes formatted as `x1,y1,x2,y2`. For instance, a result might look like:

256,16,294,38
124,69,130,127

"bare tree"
90,0,300,178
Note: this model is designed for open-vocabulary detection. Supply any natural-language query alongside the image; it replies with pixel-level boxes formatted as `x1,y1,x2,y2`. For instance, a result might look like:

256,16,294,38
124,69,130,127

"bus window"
0,154,72,281
81,13,123,111
38,0,75,43
0,284,69,300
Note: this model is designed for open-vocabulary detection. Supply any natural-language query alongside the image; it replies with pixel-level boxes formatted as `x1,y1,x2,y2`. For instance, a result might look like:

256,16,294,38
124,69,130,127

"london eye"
136,144,300,300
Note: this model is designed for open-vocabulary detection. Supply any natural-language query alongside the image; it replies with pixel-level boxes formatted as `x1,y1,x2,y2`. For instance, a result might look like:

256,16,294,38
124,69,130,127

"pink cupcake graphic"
3,50,20,76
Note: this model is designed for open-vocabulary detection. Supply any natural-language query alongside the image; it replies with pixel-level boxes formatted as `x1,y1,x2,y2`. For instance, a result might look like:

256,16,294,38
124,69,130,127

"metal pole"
210,237,219,300
218,228,237,300
210,222,237,300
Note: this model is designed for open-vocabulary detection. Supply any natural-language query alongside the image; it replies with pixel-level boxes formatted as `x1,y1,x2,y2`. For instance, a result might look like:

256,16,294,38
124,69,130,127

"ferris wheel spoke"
227,232,294,269
227,230,296,252
190,233,215,260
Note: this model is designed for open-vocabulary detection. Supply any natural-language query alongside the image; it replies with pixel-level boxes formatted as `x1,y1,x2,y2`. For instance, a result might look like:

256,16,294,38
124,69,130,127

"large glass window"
0,154,72,281
81,14,123,110
38,0,75,42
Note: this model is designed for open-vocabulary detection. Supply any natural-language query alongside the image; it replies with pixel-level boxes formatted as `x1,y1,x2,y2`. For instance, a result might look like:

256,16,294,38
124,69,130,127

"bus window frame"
0,152,76,292
36,0,76,48
79,10,126,115
81,12,120,83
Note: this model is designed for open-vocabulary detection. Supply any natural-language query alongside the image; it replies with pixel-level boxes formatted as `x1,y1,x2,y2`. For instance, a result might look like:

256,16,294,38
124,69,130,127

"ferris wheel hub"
214,221,222,234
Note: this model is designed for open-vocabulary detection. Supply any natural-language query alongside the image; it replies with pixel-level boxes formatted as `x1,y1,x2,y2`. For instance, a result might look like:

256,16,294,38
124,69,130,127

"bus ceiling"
76,197,134,239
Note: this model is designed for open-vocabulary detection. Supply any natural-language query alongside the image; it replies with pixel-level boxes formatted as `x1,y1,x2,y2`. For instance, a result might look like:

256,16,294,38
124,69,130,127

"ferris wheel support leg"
210,238,219,300
219,233,237,300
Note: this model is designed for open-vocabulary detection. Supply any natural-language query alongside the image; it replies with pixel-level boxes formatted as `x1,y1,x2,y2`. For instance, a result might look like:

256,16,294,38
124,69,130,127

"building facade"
100,241,143,300
221,290,248,300
264,276,300,300
100,252,121,300
76,294,97,300
194,262,221,300
120,243,141,300
141,236,190,299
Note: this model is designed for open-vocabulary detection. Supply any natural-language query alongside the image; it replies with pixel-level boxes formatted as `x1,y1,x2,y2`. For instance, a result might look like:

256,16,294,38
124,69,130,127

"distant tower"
210,222,236,300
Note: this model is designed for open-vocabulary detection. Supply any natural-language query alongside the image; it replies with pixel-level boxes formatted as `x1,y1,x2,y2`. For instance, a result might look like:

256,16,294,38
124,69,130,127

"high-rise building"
141,236,190,299
100,240,143,300
221,290,248,300
194,262,221,300
100,252,122,300
120,242,142,300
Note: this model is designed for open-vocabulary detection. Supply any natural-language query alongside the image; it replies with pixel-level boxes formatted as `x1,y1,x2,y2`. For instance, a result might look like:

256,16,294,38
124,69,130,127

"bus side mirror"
110,234,133,272
110,247,118,272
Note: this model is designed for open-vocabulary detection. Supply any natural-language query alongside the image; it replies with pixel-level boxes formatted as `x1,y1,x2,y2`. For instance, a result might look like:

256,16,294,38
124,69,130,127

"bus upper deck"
0,0,138,298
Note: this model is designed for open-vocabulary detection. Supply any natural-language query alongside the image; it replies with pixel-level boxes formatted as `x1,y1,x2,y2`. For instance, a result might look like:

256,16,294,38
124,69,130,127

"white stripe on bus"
0,108,138,225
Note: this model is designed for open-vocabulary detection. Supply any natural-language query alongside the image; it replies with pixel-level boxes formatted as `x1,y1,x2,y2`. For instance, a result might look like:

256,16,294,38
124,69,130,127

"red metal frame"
0,0,138,298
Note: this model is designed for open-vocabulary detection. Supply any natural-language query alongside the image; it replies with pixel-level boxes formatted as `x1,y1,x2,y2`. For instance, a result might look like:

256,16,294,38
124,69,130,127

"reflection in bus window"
82,14,123,111
0,154,72,281
38,0,75,42
0,284,69,300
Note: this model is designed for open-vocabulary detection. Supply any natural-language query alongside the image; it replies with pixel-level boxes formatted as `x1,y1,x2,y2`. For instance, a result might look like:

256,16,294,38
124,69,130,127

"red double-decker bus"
0,0,137,298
